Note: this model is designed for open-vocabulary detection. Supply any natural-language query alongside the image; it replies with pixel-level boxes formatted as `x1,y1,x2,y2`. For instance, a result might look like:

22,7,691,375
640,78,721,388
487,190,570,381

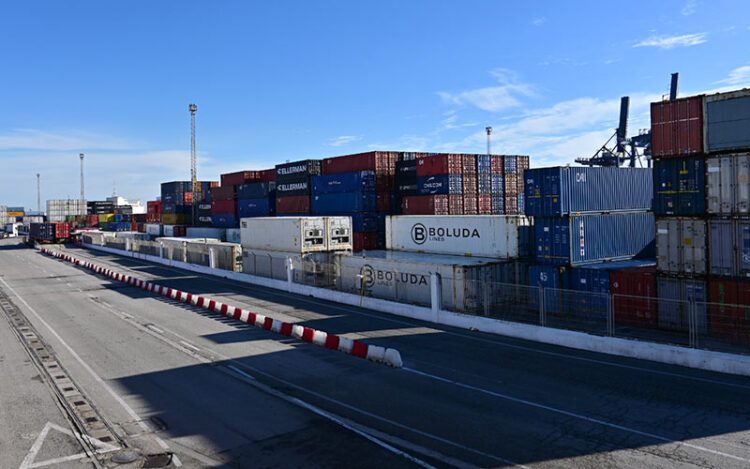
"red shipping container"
212,199,236,214
259,168,277,182
375,174,395,192
376,192,392,213
353,232,381,252
212,185,236,201
171,226,187,237
504,195,519,215
53,222,71,240
463,195,478,215
276,195,311,214
462,154,477,174
448,195,463,215
183,192,193,204
323,151,399,175
416,154,463,177
463,173,478,194
708,278,750,345
650,95,704,158
87,214,100,227
490,155,504,174
402,195,449,215
611,266,658,328
478,194,493,214
221,170,262,186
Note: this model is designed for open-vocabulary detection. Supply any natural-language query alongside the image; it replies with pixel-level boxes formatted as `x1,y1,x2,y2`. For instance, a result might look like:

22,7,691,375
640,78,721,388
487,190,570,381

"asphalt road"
2,237,750,468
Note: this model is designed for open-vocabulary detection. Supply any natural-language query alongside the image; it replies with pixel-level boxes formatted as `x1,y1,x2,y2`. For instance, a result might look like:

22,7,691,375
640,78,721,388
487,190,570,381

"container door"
657,277,682,331
709,220,734,276
669,219,681,273
706,158,721,214
685,280,708,335
720,157,734,214
737,155,750,215
683,220,707,275
736,220,750,278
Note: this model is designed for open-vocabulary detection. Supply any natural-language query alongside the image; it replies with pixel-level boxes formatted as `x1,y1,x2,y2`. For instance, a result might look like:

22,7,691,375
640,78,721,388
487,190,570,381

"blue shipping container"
568,260,657,318
351,213,385,232
534,211,655,266
476,154,491,172
524,167,653,217
312,192,378,214
211,214,238,228
528,265,567,314
312,171,376,195
417,175,463,195
652,157,706,216
237,182,275,200
237,198,275,218
491,175,504,193
478,173,492,194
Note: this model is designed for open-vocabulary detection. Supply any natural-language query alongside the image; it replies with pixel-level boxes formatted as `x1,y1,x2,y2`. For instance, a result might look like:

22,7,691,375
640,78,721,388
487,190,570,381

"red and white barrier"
39,248,403,368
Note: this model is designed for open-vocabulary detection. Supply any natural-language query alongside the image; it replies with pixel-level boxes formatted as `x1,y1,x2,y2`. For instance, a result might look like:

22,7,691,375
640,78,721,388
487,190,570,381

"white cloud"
327,135,362,147
438,68,536,112
681,0,698,15
531,17,547,27
0,129,133,152
716,65,750,87
634,33,707,49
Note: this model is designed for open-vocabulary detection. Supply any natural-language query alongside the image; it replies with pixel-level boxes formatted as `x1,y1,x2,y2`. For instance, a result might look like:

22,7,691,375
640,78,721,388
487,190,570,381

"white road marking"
0,276,181,467
68,248,750,390
403,367,750,464
19,421,119,469
179,340,200,352
146,324,164,334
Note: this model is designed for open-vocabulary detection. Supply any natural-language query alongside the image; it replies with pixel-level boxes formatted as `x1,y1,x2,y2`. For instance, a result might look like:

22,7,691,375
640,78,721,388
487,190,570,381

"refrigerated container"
327,216,353,251
706,154,750,215
225,228,241,244
242,249,336,285
705,89,750,153
186,227,226,241
335,250,510,312
534,211,655,266
708,218,750,278
656,218,707,276
239,216,327,253
524,167,653,216
385,215,527,258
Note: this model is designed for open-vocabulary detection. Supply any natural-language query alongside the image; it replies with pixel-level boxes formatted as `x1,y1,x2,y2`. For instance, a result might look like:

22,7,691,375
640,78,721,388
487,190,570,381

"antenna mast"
485,126,493,155
189,103,198,225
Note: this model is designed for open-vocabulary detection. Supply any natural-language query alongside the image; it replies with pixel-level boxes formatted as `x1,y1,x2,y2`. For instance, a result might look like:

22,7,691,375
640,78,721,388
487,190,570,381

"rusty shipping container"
650,95,704,158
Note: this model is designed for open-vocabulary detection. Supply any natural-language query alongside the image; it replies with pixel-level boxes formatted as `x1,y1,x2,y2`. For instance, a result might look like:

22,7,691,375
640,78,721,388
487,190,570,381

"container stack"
161,181,193,226
275,160,321,216
503,155,529,215
46,199,87,222
408,154,463,216
701,89,750,345
524,166,655,323
650,94,710,335
477,155,492,214
146,200,162,223
393,153,425,215
316,151,399,251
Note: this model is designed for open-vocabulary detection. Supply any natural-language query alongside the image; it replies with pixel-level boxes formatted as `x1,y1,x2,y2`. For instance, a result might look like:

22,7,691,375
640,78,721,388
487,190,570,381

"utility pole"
36,173,41,213
189,103,198,226
80,153,85,214
485,126,493,155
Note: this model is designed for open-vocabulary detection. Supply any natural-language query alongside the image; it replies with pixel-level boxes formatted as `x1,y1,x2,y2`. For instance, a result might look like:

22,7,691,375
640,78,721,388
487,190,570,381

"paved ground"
2,238,750,468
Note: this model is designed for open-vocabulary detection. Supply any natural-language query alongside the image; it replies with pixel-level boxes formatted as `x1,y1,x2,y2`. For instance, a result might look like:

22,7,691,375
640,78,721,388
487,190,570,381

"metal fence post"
539,287,546,327
125,238,131,252
607,294,615,336
286,257,294,290
430,272,442,323
689,300,697,348
208,247,217,269
159,243,164,259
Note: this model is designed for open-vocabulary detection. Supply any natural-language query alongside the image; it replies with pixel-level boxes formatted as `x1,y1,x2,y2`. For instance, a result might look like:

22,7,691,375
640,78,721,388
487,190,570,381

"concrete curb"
40,247,403,368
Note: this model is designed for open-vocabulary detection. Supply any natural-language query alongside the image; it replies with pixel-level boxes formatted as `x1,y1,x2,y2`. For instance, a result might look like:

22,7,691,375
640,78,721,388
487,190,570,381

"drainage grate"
0,287,122,460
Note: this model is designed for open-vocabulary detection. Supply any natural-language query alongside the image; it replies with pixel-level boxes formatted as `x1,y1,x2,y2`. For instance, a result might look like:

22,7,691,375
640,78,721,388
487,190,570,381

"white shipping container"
385,215,527,258
706,154,750,215
335,250,509,312
145,224,163,237
226,228,241,244
327,216,353,251
242,249,335,285
240,217,328,253
656,218,707,275
186,227,226,241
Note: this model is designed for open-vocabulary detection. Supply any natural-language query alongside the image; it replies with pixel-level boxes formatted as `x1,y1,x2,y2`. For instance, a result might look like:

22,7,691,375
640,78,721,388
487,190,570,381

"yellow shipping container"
161,214,189,225
98,213,115,223
7,211,25,217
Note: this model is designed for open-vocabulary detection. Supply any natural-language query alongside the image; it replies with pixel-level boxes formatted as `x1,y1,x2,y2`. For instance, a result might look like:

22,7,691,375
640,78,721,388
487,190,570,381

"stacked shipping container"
275,160,321,215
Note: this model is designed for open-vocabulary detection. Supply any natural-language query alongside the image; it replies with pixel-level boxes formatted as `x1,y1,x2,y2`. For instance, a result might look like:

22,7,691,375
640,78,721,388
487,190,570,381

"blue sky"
1,0,748,208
